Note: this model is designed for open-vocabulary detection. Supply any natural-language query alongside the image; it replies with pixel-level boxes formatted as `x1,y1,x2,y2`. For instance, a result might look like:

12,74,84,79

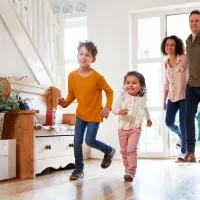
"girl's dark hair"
77,40,98,57
124,71,146,97
160,35,184,56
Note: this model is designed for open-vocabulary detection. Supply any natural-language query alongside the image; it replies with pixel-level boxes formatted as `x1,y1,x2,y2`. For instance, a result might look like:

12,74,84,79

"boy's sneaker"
101,147,116,169
124,173,134,182
69,168,84,180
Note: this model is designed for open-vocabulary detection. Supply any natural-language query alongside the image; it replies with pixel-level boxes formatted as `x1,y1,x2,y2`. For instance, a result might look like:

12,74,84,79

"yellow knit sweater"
66,69,113,122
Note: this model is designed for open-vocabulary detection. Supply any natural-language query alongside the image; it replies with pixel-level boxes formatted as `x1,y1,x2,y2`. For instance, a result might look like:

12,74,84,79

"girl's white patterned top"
112,92,150,130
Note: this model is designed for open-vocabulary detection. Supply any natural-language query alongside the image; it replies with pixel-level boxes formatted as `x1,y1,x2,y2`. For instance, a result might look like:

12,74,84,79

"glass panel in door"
138,17,161,59
137,63,168,157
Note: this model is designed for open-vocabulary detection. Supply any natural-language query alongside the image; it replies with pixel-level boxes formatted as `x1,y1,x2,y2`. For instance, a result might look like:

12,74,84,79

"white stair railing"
9,0,59,82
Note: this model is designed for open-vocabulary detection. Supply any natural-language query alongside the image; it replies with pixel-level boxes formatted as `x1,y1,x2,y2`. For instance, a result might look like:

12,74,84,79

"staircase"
0,0,60,86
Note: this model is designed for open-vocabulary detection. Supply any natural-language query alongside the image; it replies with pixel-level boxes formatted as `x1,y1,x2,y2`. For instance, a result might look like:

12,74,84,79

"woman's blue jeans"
165,99,187,154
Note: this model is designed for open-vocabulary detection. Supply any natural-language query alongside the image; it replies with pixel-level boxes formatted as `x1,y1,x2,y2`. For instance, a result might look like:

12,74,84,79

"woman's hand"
163,102,166,110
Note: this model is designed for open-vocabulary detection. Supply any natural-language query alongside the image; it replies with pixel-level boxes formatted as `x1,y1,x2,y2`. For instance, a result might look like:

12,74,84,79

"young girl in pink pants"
112,71,152,182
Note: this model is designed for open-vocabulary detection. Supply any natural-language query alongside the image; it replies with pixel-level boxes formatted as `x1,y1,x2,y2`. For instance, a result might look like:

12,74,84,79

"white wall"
0,17,35,78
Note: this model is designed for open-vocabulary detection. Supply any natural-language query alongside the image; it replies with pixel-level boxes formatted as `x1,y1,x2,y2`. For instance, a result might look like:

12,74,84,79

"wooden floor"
1,159,200,200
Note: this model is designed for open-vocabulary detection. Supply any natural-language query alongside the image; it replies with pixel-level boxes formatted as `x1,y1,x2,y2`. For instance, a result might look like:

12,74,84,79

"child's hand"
100,107,110,119
118,109,129,116
146,119,152,127
57,97,67,108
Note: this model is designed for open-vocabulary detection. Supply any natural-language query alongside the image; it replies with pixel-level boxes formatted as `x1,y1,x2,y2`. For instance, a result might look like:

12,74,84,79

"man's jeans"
74,117,112,169
165,99,187,154
185,84,200,153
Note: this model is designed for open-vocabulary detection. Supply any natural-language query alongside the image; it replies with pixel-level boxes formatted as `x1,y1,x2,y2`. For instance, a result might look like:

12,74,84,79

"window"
166,14,190,47
64,27,87,60
138,17,161,59
64,17,87,87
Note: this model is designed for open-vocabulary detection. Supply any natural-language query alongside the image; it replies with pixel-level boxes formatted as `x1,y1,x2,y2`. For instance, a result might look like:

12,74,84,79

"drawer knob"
45,145,51,150
69,143,74,147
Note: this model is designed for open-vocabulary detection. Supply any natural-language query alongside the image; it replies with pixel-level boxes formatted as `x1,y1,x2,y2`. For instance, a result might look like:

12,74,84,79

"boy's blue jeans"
165,99,187,154
74,117,112,169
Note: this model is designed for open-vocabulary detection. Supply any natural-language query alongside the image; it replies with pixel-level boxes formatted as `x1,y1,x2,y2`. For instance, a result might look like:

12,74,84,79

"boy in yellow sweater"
58,41,115,180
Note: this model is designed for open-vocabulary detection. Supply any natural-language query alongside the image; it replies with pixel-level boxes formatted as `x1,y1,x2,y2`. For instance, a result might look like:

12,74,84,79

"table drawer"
35,136,74,160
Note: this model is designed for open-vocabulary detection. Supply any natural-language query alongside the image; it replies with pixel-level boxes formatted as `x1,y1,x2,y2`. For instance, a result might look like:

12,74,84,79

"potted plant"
0,78,32,138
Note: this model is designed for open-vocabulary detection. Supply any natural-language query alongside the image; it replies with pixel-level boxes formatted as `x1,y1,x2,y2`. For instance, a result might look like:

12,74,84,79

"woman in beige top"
161,35,188,158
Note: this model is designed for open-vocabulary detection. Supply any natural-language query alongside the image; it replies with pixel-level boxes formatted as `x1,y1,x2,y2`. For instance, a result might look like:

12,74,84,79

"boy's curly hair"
77,40,98,57
160,35,184,56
